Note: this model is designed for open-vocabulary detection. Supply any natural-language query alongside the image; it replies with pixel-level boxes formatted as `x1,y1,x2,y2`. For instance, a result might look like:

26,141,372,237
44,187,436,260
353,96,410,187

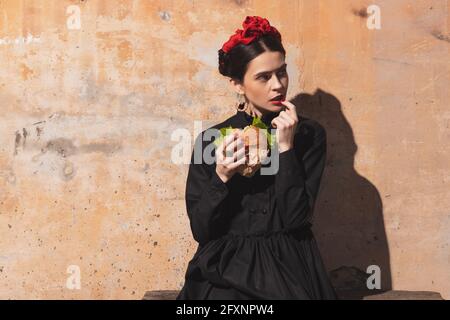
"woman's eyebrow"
254,63,287,77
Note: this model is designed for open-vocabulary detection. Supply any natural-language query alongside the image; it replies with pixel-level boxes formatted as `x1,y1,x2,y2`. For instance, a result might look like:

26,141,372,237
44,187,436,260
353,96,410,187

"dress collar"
236,109,280,128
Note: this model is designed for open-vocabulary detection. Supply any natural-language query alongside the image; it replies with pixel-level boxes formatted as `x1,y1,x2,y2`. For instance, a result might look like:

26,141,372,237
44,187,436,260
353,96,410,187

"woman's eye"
258,70,287,81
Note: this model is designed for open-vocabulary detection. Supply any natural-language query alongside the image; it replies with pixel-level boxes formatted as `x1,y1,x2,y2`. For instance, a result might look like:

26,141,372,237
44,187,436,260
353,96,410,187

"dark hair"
218,34,286,82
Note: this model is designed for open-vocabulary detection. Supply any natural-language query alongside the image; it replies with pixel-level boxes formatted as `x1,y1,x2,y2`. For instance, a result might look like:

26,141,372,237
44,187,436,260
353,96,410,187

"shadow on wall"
291,89,392,299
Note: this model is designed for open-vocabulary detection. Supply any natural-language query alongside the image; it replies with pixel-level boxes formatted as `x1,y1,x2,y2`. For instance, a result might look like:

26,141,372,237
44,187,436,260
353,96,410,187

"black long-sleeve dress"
176,109,337,300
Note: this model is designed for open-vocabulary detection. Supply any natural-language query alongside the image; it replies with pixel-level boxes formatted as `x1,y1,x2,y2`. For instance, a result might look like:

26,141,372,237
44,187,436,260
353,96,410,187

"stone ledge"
143,290,180,300
360,290,444,300
142,290,444,300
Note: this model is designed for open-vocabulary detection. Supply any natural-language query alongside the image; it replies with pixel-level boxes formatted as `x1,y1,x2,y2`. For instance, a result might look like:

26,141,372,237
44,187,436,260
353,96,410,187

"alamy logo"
366,265,381,289
367,5,381,30
66,265,81,290
66,5,82,30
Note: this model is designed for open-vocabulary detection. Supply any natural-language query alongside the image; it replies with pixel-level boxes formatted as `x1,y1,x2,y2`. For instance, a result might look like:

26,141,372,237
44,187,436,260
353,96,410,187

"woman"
177,16,337,300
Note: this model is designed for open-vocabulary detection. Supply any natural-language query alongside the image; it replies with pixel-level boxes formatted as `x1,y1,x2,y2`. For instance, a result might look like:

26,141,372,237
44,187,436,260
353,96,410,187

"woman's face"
234,51,289,115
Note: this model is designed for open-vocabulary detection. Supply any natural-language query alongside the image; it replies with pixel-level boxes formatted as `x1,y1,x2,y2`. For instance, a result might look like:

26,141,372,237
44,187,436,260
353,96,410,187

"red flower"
222,16,281,53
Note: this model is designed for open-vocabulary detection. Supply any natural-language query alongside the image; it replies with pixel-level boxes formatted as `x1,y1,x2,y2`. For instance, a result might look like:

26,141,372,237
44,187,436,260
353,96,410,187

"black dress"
176,109,337,300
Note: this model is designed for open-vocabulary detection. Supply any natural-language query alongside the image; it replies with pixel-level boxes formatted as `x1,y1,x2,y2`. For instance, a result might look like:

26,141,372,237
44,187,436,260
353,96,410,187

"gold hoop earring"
235,93,248,112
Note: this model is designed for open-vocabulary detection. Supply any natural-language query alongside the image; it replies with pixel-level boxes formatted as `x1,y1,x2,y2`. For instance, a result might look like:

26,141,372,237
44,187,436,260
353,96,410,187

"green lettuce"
212,116,276,148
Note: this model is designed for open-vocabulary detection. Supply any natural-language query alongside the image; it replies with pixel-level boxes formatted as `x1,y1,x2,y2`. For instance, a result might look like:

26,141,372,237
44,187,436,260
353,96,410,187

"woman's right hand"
215,131,247,183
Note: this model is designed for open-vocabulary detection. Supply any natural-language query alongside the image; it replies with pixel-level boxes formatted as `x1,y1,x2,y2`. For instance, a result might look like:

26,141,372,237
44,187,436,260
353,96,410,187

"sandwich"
213,117,275,177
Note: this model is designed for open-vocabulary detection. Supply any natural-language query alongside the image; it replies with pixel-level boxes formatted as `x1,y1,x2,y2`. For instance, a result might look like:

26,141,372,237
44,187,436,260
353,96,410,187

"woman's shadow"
291,89,392,299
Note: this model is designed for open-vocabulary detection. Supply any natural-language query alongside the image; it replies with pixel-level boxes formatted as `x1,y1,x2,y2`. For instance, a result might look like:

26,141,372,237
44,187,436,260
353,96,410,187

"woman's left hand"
271,100,299,153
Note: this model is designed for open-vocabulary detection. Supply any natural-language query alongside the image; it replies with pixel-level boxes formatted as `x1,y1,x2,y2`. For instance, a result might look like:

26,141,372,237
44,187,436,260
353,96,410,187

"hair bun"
218,48,231,77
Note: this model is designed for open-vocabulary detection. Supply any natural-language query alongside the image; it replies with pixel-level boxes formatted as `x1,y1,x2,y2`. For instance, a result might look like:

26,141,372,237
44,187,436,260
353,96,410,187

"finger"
216,149,225,165
223,148,245,167
272,118,285,129
279,111,295,125
216,140,224,161
216,141,228,163
228,156,246,169
280,100,298,121
232,145,246,162
216,134,231,155
229,136,245,150
224,137,244,157
223,131,240,148
221,132,239,157
219,131,238,152
225,140,245,159
271,118,280,129
278,117,290,128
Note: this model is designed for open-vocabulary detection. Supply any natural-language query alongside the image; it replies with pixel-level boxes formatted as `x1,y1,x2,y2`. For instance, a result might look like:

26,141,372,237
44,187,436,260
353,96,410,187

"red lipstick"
270,99,285,105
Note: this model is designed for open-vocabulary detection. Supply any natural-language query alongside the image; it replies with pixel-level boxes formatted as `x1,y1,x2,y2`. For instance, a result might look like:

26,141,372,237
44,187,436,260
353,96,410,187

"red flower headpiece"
221,16,282,54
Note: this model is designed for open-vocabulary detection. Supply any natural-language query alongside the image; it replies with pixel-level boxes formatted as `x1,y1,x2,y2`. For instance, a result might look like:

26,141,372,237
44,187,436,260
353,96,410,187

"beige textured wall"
0,0,448,299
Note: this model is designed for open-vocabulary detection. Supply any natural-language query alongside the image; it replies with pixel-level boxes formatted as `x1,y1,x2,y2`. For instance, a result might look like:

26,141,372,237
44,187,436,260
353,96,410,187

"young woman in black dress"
177,16,337,300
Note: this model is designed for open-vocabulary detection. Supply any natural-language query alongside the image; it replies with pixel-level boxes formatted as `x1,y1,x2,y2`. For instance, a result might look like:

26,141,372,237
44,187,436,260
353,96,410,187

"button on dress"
176,109,338,300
